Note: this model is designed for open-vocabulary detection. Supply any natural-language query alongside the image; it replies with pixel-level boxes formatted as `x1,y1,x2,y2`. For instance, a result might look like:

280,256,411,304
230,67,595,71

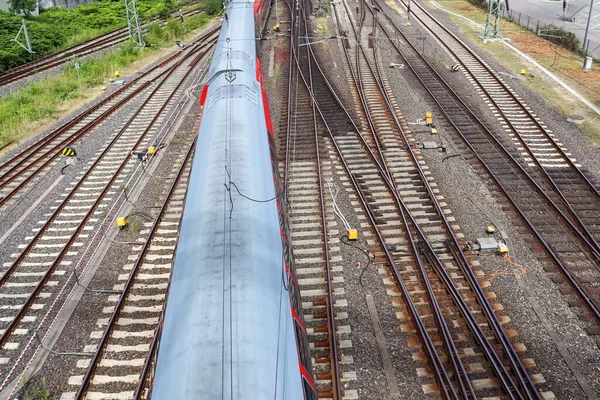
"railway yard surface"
1,0,600,398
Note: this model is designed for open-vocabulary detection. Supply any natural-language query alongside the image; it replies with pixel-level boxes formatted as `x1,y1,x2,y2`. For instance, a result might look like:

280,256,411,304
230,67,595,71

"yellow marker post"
519,69,526,75
114,71,120,77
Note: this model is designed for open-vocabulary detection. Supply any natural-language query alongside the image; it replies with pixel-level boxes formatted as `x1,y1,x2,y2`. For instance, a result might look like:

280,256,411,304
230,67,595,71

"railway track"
284,2,355,398
0,9,204,89
0,25,220,209
0,34,216,396
62,138,195,400
369,0,600,332
283,0,553,396
390,0,600,256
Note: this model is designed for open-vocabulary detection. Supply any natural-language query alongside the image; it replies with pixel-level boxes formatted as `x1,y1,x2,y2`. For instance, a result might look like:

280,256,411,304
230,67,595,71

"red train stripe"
200,84,209,107
261,87,275,137
255,57,263,84
255,57,275,137
291,307,306,332
253,0,260,17
300,363,317,391
285,264,298,285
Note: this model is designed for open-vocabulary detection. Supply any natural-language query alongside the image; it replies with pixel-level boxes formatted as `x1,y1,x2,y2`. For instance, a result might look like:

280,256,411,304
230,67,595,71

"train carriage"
150,1,317,399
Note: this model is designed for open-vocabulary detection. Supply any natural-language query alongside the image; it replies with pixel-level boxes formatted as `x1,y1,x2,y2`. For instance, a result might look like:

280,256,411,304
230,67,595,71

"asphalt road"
507,0,600,57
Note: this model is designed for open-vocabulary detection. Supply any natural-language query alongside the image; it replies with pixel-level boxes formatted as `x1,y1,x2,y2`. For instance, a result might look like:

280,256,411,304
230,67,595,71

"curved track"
289,0,548,396
370,0,600,332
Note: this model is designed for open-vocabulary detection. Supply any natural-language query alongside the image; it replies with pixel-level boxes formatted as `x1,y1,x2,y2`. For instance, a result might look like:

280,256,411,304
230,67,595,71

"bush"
538,23,580,53
201,0,223,16
166,19,184,39
144,22,165,45
186,13,211,31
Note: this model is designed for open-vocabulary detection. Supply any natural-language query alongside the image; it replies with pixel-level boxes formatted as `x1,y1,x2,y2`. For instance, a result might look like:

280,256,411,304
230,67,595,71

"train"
149,0,317,399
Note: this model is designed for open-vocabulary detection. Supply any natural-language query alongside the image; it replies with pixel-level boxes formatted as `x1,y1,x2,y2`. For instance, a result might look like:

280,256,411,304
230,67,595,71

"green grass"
22,376,51,400
0,12,215,147
0,40,148,145
0,0,203,72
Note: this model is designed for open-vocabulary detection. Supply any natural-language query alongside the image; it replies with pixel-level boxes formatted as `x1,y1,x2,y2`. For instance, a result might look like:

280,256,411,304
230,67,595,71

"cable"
483,253,527,281
327,180,351,232
33,330,93,356
74,270,121,294
340,235,373,287
225,166,287,203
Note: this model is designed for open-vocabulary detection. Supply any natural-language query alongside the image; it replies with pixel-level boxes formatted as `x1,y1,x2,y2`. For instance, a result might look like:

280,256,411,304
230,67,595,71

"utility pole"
125,0,145,47
74,61,83,94
180,9,186,32
11,19,34,54
583,0,595,55
484,0,501,41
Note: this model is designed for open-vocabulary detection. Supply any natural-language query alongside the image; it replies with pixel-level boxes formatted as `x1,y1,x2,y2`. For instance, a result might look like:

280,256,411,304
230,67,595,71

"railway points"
0,0,600,398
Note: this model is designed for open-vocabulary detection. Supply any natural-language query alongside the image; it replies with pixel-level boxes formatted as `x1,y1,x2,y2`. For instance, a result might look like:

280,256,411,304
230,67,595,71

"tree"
9,0,37,16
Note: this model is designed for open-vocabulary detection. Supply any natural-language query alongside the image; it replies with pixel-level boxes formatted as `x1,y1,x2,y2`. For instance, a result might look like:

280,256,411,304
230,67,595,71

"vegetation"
200,0,223,16
0,0,203,72
536,23,580,53
0,8,214,146
8,0,37,15
22,376,51,400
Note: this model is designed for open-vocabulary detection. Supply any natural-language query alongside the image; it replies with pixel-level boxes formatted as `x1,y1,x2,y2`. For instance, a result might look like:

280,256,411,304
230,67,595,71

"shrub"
201,0,223,16
166,18,184,39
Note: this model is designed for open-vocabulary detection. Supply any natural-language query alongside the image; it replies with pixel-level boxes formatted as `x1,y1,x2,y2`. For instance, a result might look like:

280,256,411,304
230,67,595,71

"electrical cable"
225,165,287,203
340,235,373,287
33,330,92,357
74,270,121,294
327,180,351,232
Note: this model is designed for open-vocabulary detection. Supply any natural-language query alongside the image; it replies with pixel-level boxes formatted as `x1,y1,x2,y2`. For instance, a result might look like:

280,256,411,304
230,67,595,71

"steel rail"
360,3,541,397
405,0,600,197
0,141,14,154
0,24,220,177
387,0,600,257
296,2,343,398
293,39,459,397
75,136,197,399
0,63,164,174
133,315,164,399
348,3,528,397
290,21,460,400
337,0,477,396
0,27,220,207
307,3,539,396
0,39,215,351
283,0,298,203
352,1,389,178
370,3,600,322
0,30,129,85
336,2,476,396
134,49,214,399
